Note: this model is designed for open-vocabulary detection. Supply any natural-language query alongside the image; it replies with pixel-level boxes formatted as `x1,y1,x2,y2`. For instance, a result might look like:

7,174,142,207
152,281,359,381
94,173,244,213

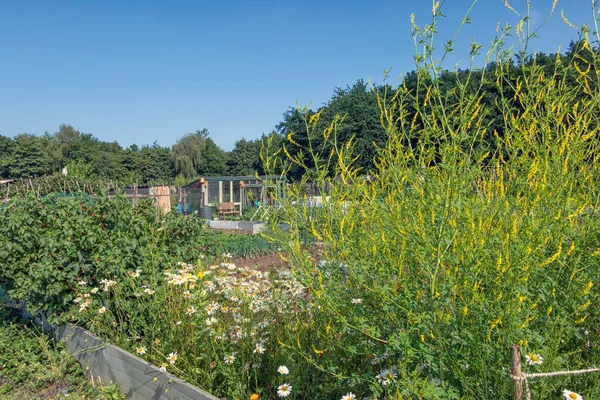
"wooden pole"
511,345,523,400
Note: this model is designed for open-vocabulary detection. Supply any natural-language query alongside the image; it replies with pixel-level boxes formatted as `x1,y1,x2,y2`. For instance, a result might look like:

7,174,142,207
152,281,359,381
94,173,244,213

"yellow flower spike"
578,300,591,311
581,282,593,296
277,336,286,347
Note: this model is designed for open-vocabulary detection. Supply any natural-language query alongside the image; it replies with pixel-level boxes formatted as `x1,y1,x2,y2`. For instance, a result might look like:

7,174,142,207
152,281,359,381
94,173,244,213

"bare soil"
232,244,324,273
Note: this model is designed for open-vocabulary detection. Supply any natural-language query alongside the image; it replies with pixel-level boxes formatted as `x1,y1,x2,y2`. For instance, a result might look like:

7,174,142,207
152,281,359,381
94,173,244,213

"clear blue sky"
0,0,594,151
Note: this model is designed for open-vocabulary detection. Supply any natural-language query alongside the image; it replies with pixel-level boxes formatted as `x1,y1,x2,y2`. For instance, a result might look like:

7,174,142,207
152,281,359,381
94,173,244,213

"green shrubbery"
0,195,278,321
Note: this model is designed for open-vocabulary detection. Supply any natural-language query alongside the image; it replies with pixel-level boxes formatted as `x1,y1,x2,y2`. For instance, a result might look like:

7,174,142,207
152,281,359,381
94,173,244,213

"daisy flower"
135,347,146,355
90,287,99,294
98,307,107,314
254,342,266,354
351,298,363,304
563,390,583,400
223,353,236,364
525,353,543,366
376,368,397,386
341,393,356,400
186,306,197,317
277,365,289,375
167,352,177,365
277,383,292,397
78,280,87,286
159,362,167,372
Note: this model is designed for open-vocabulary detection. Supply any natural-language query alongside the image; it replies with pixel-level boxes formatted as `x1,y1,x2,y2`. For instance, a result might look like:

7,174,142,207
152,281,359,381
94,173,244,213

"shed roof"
183,175,284,188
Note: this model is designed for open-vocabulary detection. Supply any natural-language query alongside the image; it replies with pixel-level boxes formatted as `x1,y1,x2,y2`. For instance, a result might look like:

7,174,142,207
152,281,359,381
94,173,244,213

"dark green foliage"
198,137,229,176
8,134,50,178
227,138,263,176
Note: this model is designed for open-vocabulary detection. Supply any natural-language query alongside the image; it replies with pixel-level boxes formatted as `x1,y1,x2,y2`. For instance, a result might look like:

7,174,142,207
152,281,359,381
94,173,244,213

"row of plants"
0,194,279,320
1,175,118,198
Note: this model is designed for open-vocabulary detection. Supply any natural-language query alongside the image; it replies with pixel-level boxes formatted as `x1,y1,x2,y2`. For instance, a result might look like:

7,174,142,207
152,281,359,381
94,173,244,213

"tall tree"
197,137,228,176
9,134,49,178
172,129,208,179
227,138,263,176
0,135,15,178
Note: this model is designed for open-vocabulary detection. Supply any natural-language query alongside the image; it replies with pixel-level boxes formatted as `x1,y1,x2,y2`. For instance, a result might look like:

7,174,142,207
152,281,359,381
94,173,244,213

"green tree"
197,137,228,176
0,135,15,178
136,144,174,184
172,129,208,179
9,134,49,178
227,138,263,176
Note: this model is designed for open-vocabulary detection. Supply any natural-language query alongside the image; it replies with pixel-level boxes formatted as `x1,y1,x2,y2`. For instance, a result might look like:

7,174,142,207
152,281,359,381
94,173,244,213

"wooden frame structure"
183,175,285,217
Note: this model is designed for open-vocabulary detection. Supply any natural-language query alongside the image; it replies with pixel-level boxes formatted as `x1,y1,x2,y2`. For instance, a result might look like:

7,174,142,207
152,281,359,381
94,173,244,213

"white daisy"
525,353,543,366
90,287,99,294
223,353,236,364
563,390,583,400
98,307,107,314
277,365,289,375
341,393,356,400
254,342,266,354
167,352,177,365
351,298,363,304
376,368,397,386
186,306,197,317
135,347,146,355
277,383,292,397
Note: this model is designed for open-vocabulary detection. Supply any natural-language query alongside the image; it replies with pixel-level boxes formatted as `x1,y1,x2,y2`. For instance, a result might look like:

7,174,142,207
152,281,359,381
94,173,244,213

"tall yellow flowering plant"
263,1,600,398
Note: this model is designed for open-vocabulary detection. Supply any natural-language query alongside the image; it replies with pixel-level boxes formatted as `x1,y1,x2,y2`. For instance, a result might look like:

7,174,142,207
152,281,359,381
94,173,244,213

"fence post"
511,344,523,400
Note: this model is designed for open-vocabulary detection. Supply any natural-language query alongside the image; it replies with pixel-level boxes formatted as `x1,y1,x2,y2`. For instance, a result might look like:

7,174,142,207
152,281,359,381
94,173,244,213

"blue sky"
0,0,594,150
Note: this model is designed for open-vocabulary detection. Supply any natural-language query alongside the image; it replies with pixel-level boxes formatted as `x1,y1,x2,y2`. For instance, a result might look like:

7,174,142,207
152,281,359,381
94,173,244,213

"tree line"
0,125,275,186
1,40,595,185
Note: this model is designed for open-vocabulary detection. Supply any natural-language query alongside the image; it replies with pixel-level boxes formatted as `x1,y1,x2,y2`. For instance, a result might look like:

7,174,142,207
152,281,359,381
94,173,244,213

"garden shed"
182,175,285,216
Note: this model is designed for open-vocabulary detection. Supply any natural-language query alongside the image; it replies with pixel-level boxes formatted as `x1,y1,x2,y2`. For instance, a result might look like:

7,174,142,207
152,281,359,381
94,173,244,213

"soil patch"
232,244,324,273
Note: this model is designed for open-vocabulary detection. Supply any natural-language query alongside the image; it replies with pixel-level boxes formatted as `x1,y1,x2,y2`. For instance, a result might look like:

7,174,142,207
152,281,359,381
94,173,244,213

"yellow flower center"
386,373,394,379
531,355,539,362
570,394,577,400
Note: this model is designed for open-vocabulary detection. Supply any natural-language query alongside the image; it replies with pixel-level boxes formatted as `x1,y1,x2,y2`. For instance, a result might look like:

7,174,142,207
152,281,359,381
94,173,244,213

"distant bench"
217,202,238,218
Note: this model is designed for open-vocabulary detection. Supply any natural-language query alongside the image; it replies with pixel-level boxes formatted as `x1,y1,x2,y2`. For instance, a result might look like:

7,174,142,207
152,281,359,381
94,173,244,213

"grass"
0,308,121,400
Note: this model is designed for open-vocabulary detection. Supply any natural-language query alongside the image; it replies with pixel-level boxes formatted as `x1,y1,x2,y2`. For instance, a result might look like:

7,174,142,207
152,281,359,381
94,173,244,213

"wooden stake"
511,345,523,400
